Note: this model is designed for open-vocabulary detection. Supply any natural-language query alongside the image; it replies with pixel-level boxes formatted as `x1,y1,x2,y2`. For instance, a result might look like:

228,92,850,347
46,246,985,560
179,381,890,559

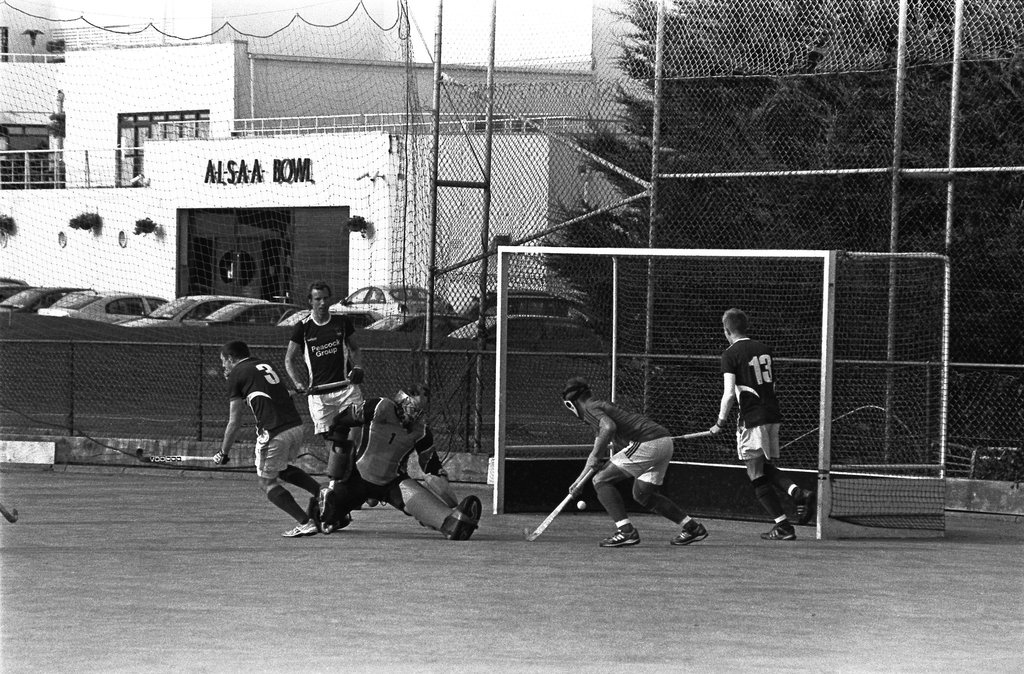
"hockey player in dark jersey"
214,340,324,538
285,281,365,459
315,384,482,540
709,308,814,540
563,378,708,548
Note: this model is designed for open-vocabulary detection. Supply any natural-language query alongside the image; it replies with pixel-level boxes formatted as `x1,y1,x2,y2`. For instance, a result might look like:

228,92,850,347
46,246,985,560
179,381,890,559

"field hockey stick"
523,467,596,542
0,502,18,523
135,449,229,465
672,431,714,440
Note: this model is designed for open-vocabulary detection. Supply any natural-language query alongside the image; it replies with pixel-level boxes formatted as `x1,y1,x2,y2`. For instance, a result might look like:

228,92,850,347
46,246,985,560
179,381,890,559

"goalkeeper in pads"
563,378,708,548
314,384,482,540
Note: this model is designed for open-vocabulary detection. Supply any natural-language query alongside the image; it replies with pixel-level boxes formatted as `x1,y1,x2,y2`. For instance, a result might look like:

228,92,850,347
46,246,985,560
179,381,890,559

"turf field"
1,468,1022,672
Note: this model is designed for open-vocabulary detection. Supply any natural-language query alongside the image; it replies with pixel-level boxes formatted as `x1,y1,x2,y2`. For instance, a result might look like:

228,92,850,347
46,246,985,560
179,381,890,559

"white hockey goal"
491,247,949,539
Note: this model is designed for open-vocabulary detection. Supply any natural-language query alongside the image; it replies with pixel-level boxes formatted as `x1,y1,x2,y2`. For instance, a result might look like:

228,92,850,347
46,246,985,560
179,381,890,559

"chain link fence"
1,1,1021,481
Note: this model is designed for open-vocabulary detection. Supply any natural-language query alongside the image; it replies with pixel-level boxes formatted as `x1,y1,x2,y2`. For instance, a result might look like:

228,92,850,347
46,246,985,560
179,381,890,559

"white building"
0,2,624,305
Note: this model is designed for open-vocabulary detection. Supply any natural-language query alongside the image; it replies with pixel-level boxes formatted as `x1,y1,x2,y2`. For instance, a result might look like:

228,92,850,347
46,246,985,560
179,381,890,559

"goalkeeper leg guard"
326,441,355,482
398,478,455,531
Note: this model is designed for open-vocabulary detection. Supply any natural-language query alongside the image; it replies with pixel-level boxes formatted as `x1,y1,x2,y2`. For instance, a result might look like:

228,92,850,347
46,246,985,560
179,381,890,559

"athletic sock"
647,492,684,523
764,462,797,496
278,465,321,496
595,481,629,522
267,484,308,522
615,518,635,533
752,475,785,519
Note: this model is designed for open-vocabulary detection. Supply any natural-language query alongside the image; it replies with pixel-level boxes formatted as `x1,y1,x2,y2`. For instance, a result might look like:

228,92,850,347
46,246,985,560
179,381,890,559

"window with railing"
117,110,209,187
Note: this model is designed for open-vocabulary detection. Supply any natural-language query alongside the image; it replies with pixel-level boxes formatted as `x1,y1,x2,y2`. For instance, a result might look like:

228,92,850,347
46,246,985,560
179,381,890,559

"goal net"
492,247,949,539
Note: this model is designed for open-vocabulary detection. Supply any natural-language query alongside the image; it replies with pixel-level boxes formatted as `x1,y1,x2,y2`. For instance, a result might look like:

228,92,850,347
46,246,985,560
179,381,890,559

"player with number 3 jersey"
216,340,324,538
709,308,814,540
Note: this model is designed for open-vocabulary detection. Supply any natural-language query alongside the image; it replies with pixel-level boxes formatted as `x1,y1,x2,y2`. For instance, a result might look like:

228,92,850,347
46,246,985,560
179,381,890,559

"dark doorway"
179,207,348,302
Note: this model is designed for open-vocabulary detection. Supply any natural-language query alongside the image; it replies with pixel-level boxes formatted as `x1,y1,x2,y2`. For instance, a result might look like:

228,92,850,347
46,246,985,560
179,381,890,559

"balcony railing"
155,113,596,139
0,148,146,190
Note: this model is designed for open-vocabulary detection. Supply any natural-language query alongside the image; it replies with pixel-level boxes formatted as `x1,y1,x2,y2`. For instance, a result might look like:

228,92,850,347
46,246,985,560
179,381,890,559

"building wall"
60,42,241,183
0,132,398,299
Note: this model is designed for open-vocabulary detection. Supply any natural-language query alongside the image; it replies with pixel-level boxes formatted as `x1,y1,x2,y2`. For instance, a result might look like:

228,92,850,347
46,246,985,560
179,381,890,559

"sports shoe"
760,522,796,541
795,488,816,525
599,528,640,548
671,521,708,546
282,520,318,538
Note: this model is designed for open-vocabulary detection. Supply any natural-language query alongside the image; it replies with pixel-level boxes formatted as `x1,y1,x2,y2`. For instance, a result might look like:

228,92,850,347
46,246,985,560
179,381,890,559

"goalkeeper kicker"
314,384,482,541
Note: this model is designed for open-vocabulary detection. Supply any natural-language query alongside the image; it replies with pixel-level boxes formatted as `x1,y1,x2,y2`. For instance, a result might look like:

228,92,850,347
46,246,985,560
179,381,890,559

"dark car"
478,290,593,323
277,308,382,329
0,287,92,313
199,302,303,326
446,314,605,351
364,313,471,335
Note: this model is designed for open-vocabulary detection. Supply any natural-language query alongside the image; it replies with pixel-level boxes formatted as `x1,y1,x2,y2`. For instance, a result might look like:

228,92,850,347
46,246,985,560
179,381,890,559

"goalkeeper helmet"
395,385,429,426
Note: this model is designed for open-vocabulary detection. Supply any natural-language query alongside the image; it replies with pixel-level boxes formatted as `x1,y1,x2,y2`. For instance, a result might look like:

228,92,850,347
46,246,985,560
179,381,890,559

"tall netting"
433,0,1022,479
1,0,1022,487
0,2,444,467
493,247,948,535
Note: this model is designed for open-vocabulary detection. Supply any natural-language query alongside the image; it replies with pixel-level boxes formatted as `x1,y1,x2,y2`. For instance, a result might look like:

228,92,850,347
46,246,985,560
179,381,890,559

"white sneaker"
282,520,318,538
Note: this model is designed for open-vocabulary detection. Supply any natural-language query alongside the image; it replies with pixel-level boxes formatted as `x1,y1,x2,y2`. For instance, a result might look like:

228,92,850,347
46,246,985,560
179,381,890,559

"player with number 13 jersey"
721,335,781,428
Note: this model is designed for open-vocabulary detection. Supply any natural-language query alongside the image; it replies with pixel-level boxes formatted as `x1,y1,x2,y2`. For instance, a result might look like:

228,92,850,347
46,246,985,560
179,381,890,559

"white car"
121,295,268,327
38,292,168,324
336,284,454,316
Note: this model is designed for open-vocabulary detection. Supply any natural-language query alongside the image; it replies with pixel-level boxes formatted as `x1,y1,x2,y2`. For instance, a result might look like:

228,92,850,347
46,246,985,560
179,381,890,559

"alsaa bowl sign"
204,157,313,185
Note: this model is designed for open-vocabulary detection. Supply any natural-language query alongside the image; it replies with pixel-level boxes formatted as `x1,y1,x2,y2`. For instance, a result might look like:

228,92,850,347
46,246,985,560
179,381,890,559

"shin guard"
326,441,355,481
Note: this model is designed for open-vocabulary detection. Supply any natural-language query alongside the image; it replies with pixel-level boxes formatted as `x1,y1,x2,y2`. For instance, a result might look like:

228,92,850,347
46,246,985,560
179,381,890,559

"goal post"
492,247,949,540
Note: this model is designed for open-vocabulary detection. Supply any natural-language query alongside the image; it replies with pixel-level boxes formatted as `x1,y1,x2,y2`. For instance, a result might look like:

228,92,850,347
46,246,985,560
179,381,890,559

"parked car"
336,284,454,316
37,292,168,323
0,278,27,286
199,301,302,326
479,290,593,323
0,284,32,302
365,313,471,335
0,287,92,314
277,307,381,329
445,315,605,351
120,295,268,327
